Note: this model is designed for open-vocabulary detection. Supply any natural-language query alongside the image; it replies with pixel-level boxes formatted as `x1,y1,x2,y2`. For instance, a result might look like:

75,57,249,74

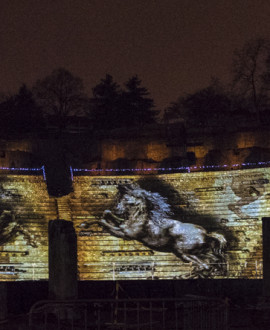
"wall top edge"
72,167,270,180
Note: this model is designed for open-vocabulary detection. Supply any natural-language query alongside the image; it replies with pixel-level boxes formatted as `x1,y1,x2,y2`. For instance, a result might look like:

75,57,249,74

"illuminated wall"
0,175,56,280
0,168,268,281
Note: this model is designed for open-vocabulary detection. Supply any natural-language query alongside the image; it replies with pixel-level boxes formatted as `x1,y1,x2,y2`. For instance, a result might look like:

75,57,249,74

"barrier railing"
29,297,228,330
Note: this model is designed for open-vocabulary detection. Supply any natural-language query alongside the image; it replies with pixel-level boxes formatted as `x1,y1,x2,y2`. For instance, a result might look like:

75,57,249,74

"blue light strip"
72,160,270,175
0,166,42,171
0,166,46,180
41,165,46,181
70,166,74,181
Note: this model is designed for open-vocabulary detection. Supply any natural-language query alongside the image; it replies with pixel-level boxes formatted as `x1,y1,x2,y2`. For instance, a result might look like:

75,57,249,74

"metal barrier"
29,297,228,330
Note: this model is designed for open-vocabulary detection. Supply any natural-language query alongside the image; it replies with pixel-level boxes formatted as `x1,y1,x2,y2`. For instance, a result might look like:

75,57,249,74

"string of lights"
1,161,269,182
0,167,42,171
0,166,46,181
71,160,270,175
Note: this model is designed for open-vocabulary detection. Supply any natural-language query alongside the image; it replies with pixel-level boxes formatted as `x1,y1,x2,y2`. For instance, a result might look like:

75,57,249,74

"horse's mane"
119,185,173,225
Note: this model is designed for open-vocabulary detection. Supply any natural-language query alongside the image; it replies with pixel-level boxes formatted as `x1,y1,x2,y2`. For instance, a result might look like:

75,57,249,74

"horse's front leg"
181,253,209,270
78,212,126,238
99,218,126,238
17,225,38,248
103,210,125,223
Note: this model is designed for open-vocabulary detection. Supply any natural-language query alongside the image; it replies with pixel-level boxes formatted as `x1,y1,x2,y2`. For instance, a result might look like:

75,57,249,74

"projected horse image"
0,187,38,248
0,210,38,248
83,184,227,277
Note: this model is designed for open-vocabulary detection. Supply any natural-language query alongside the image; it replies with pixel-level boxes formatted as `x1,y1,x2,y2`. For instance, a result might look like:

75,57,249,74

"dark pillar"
49,219,77,300
0,283,7,321
263,217,270,297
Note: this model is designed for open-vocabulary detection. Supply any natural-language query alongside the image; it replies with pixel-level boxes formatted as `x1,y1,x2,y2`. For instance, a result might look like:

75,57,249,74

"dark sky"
1,0,270,110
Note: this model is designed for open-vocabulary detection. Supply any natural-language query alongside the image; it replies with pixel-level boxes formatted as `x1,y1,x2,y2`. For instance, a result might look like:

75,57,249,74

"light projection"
80,184,227,278
0,168,268,280
75,169,266,280
0,175,53,280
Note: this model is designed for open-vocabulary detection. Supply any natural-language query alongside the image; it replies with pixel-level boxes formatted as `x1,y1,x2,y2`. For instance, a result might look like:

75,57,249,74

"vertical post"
263,217,270,297
49,219,78,300
0,283,7,321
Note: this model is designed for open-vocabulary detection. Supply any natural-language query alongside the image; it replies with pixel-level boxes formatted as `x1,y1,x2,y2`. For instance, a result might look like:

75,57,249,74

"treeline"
2,38,270,139
0,71,157,138
165,38,270,128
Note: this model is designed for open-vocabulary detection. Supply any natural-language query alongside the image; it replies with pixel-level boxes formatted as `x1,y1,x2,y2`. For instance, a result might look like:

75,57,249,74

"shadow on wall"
136,176,236,246
44,163,73,197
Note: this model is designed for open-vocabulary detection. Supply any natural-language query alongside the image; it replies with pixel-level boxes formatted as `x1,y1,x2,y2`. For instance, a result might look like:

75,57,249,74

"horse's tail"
192,232,226,278
206,232,227,268
208,232,227,252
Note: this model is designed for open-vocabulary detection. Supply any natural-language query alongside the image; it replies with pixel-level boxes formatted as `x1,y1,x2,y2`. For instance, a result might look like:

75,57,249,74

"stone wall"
1,127,270,171
0,168,268,281
187,129,270,167
0,175,57,280
73,169,266,280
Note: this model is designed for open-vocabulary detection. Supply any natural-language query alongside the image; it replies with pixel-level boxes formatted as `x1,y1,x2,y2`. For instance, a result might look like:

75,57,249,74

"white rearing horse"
83,184,227,276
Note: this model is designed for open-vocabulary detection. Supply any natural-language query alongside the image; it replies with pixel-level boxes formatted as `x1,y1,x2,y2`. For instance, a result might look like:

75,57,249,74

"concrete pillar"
49,219,77,300
263,217,270,297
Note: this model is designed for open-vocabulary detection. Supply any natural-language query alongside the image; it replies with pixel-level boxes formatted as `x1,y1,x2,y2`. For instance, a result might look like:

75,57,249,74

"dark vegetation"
0,70,158,139
165,38,270,129
1,39,270,141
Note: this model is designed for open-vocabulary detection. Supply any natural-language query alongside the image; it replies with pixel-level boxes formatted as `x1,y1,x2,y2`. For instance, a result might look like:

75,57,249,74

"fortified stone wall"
1,128,270,171
0,168,268,281
187,129,270,167
100,139,185,162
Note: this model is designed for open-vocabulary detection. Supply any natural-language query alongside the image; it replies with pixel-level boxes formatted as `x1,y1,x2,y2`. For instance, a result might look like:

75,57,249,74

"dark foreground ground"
0,279,269,329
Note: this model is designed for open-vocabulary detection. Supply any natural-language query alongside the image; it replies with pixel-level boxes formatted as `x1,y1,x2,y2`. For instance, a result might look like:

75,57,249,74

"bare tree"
33,68,87,134
232,38,270,124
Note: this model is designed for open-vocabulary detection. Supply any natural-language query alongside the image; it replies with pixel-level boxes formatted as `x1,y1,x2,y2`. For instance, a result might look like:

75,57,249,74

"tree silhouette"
88,74,158,131
33,68,87,135
87,74,122,130
0,84,43,137
166,81,232,128
121,75,158,127
232,38,270,124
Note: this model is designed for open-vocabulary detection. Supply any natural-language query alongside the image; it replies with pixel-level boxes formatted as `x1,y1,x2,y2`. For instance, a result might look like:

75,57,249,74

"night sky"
1,0,270,110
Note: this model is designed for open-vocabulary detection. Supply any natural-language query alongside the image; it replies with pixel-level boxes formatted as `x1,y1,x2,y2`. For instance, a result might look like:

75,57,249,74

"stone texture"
0,168,268,280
